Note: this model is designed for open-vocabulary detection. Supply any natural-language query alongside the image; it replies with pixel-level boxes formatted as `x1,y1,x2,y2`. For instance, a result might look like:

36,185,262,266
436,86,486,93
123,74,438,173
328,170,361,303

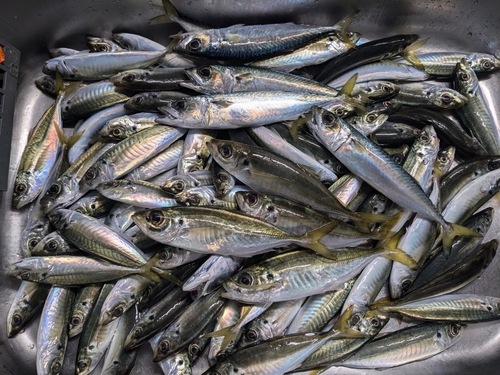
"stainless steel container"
1,1,500,374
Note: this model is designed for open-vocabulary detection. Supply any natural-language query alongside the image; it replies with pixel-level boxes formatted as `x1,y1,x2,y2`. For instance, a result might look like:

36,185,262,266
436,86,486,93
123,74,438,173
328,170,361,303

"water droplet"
468,32,473,37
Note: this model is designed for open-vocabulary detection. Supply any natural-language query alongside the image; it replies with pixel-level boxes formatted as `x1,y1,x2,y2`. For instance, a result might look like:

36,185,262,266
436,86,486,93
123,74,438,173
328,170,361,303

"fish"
110,67,190,91
222,246,416,304
156,91,355,129
36,287,74,375
98,112,159,140
13,93,64,208
336,323,465,369
68,284,102,337
132,206,338,259
308,107,480,253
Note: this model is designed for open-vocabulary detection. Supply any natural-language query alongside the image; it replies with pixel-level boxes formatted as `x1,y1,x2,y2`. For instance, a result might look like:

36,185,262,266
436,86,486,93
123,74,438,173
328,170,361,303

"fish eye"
28,239,39,250
84,168,97,182
48,183,61,195
146,210,165,226
188,195,201,206
450,323,461,336
336,164,347,174
174,99,186,110
133,327,143,338
488,160,500,170
12,314,22,326
382,84,393,93
45,240,59,252
402,279,412,292
159,340,170,354
482,59,493,70
14,183,27,194
366,114,377,123
175,181,185,192
440,93,452,103
244,193,258,207
322,112,335,125
188,38,202,51
197,66,212,78
238,272,253,286
160,249,172,260
334,108,347,117
439,155,448,163
370,317,380,327
20,273,31,280
48,212,61,225
51,361,62,374
350,313,361,325
419,133,430,143
124,73,136,82
78,360,89,370
218,173,229,182
112,128,122,137
219,145,233,159
112,306,124,318
71,316,82,326
459,72,470,81
392,154,402,164
189,344,200,356
133,96,144,105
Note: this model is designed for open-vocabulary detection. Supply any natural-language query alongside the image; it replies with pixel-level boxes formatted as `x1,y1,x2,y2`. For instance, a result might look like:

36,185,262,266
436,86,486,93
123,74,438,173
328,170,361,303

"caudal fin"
442,222,482,258
334,11,360,48
140,252,181,284
149,0,178,24
331,305,369,338
300,221,340,259
402,38,428,71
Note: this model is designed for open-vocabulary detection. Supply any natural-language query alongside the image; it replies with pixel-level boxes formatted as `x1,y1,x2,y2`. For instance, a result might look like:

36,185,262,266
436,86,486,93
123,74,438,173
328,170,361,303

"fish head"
235,191,275,221
99,115,135,140
173,32,212,57
35,76,57,94
412,125,439,159
21,220,50,257
427,87,469,109
87,37,115,52
185,65,228,94
309,107,351,152
454,58,477,94
56,59,78,80
434,146,455,177
132,208,183,243
96,179,134,198
124,321,150,350
222,265,282,304
7,258,52,283
390,270,414,300
355,310,390,336
36,339,65,375
441,323,466,344
7,298,31,338
176,188,211,207
153,336,174,362
112,33,139,50
158,97,204,126
47,208,76,231
79,162,106,191
159,351,192,375
214,170,235,195
75,355,93,375
125,93,151,111
68,310,86,337
162,176,191,194
474,207,494,235
40,176,77,214
110,69,148,86
13,170,45,209
468,53,500,73
178,152,206,174
31,232,68,256
206,139,249,173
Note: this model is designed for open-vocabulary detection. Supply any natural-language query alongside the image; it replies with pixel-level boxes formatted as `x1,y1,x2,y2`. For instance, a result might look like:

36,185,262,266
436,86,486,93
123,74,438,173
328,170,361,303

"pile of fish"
7,1,500,374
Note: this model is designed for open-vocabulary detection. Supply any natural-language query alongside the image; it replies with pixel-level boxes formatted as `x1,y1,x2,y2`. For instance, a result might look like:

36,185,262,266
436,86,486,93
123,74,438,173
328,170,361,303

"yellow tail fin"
442,222,482,258
300,221,340,259
402,38,428,71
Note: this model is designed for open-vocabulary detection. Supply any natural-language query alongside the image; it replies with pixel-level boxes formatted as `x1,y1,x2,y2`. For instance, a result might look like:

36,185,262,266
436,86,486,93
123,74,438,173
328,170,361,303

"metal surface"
1,0,500,374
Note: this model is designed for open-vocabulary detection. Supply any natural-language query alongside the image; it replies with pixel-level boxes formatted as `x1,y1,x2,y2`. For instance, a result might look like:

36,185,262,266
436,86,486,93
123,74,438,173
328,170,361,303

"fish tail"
300,221,340,259
337,73,358,97
334,10,360,48
402,37,428,71
376,230,418,269
149,0,178,24
167,31,184,52
139,252,181,284
201,325,235,339
351,211,395,225
285,112,313,141
442,222,482,258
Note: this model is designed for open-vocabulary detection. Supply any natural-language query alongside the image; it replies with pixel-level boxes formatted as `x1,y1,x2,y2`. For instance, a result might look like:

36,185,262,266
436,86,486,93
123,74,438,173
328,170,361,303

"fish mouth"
158,106,179,121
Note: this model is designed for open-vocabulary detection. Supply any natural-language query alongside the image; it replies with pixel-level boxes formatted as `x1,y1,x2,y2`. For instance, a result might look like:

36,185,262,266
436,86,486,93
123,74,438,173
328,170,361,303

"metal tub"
1,0,500,374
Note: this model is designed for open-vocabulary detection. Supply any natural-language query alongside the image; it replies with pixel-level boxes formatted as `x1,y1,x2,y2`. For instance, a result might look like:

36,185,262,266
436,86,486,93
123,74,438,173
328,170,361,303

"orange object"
0,45,5,63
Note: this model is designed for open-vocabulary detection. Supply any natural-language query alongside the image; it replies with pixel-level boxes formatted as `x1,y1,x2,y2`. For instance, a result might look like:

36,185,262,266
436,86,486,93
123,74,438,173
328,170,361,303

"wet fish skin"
110,67,190,91
69,191,115,217
336,322,465,369
7,281,50,338
68,284,102,338
99,112,159,140
36,287,74,375
124,91,188,112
